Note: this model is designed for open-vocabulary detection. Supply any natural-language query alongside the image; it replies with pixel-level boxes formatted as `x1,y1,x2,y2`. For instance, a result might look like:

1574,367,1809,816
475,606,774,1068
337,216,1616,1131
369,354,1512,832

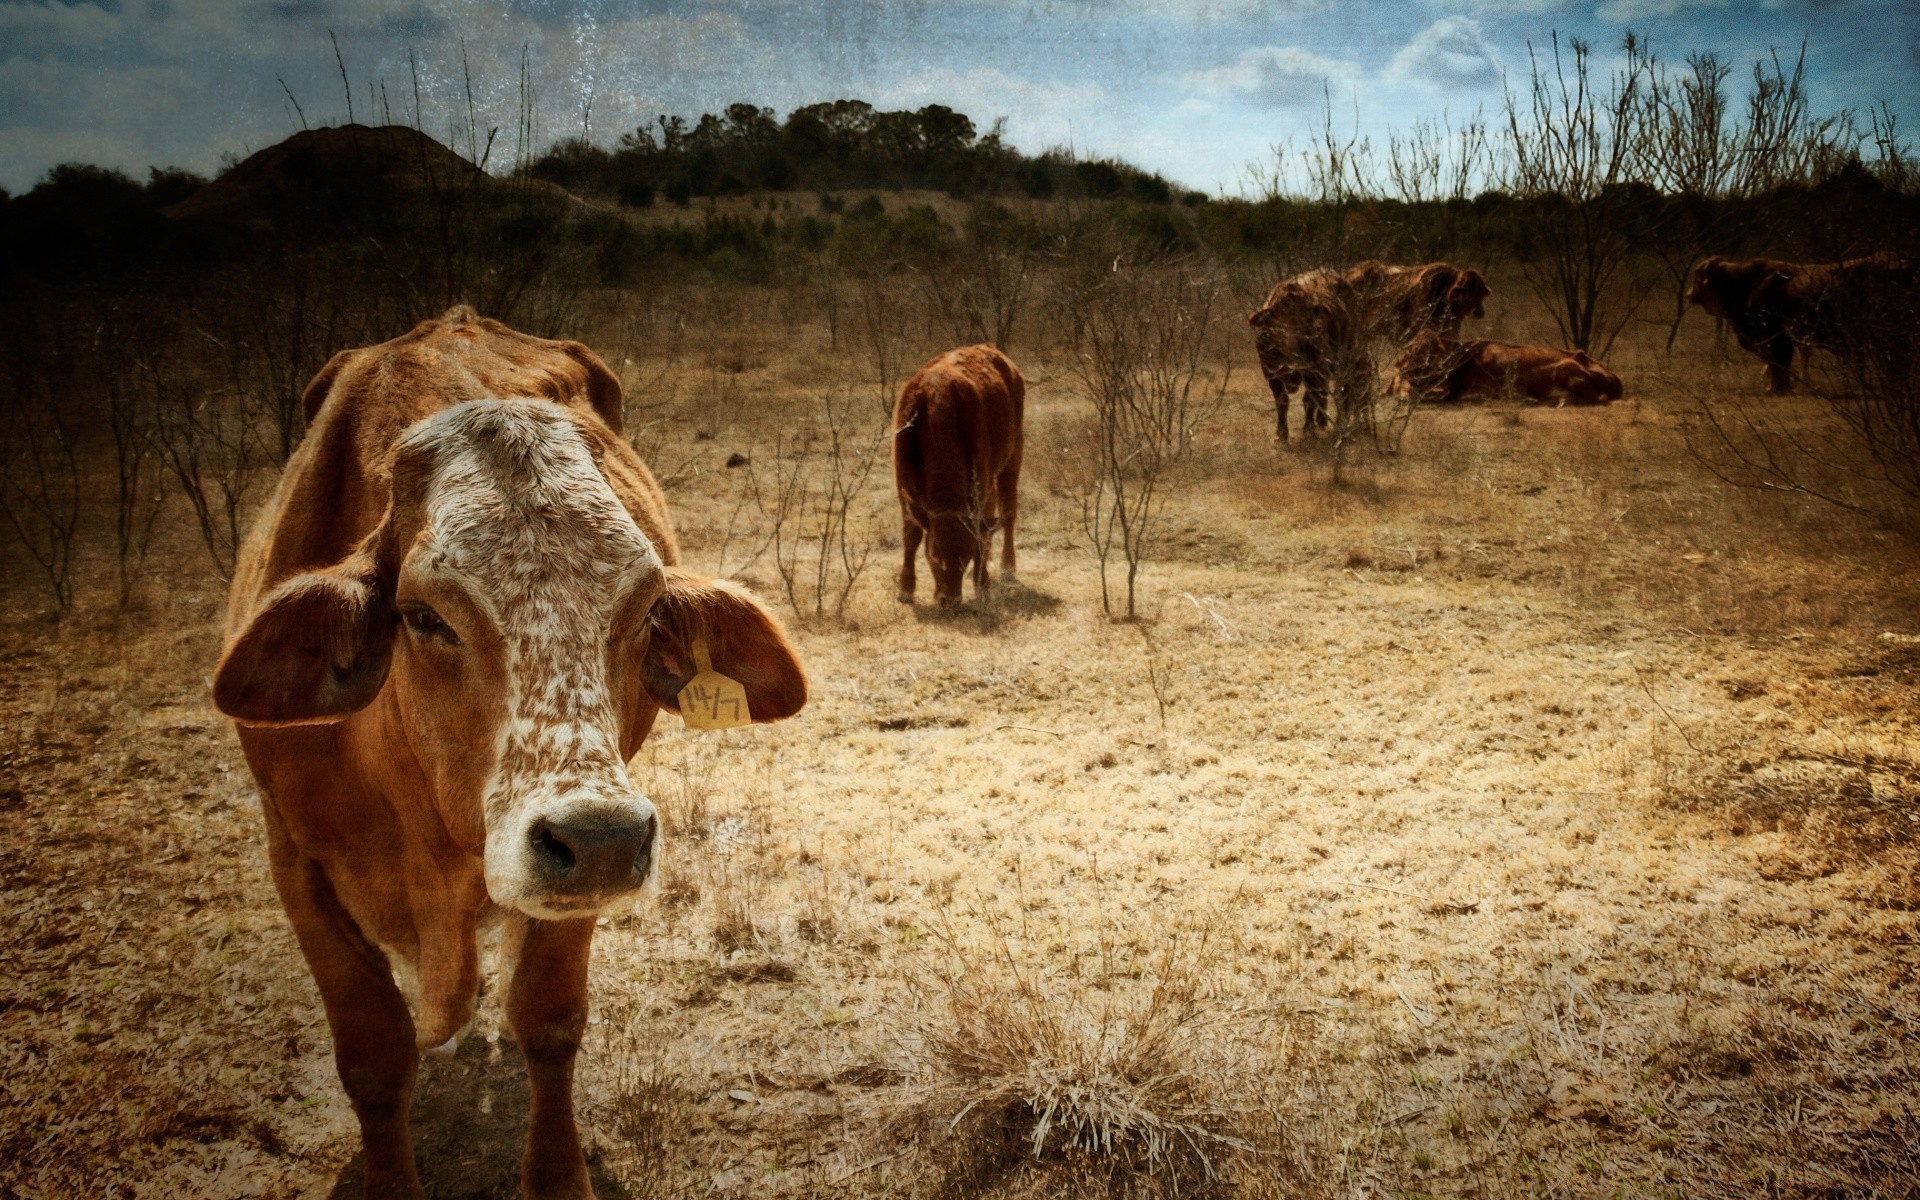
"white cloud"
1183,46,1360,109
1389,16,1502,89
1593,0,1728,19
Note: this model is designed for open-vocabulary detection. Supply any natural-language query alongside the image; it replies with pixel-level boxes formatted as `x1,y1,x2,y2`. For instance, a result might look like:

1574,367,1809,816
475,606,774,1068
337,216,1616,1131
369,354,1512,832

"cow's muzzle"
527,805,657,901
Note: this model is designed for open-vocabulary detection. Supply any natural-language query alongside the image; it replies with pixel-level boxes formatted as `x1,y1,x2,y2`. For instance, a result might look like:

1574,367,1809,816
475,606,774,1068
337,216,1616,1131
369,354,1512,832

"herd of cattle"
206,242,1913,1196
1250,250,1918,437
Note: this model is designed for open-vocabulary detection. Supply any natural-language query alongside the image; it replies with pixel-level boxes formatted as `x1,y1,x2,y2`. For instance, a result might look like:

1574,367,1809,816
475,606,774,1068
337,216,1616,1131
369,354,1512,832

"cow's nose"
530,810,656,893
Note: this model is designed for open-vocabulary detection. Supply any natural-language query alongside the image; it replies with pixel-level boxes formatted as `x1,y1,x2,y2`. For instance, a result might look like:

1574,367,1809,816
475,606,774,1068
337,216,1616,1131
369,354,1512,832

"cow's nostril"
531,821,577,878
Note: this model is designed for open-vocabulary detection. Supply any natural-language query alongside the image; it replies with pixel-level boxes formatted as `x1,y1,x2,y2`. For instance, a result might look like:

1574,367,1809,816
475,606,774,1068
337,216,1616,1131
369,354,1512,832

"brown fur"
1250,261,1491,439
1398,331,1623,407
891,344,1025,606
1687,252,1919,394
213,306,806,1199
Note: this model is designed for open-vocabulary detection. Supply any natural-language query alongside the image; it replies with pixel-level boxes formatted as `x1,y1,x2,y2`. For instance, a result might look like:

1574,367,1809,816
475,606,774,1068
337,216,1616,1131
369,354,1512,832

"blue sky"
1,0,1914,195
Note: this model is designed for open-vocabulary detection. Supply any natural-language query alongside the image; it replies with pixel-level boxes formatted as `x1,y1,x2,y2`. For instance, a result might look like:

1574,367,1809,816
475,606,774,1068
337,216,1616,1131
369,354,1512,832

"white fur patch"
395,400,663,912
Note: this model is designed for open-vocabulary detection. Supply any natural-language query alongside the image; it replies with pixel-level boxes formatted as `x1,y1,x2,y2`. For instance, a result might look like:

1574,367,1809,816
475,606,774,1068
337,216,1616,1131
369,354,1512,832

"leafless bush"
95,320,167,608
150,344,273,581
916,204,1040,351
1071,261,1232,620
0,371,82,611
747,388,886,619
855,270,911,413
1501,34,1663,356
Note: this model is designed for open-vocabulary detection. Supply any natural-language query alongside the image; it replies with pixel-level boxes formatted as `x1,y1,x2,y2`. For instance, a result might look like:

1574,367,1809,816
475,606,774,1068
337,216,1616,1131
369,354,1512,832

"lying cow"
1688,251,1919,393
1251,260,1491,439
213,306,807,1199
1397,331,1623,407
892,344,1024,606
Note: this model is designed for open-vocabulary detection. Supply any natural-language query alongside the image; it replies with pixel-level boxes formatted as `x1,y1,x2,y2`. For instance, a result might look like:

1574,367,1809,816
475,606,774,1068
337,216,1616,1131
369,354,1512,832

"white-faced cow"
213,306,807,1199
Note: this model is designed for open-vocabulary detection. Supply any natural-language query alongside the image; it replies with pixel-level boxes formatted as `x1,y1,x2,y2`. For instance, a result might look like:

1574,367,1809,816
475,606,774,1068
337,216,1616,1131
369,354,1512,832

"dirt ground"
3,294,1918,1199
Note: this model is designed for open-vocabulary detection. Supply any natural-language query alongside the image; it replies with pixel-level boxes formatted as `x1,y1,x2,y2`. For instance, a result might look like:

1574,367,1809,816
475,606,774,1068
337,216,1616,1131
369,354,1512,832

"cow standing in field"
1251,260,1491,439
891,344,1025,606
1688,251,1919,393
1396,330,1623,407
212,306,807,1199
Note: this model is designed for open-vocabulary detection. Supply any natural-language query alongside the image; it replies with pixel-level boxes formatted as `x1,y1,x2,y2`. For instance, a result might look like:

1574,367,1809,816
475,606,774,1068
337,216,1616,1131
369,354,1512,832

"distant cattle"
891,344,1025,606
1397,331,1623,407
212,306,807,1198
1251,260,1491,439
1688,252,1920,393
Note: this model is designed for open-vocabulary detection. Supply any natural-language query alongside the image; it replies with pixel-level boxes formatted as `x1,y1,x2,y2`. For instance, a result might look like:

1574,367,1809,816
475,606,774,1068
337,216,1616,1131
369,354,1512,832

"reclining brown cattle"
1688,251,1919,393
892,344,1024,606
1397,330,1623,407
1251,260,1491,439
213,306,807,1199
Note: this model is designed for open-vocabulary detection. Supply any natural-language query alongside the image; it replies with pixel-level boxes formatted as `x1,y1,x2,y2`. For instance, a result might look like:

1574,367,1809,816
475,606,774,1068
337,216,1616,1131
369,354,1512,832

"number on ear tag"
677,637,752,730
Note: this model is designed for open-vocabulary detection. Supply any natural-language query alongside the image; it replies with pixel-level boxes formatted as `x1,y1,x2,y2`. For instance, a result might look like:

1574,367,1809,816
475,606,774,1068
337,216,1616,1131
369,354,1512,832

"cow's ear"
213,553,396,726
562,341,625,435
640,570,807,723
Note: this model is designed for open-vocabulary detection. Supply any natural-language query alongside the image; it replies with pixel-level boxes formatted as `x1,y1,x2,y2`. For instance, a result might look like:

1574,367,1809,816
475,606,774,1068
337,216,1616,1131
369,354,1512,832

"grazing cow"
212,306,807,1199
1251,261,1491,439
1397,331,1623,407
1687,252,1919,393
892,344,1024,606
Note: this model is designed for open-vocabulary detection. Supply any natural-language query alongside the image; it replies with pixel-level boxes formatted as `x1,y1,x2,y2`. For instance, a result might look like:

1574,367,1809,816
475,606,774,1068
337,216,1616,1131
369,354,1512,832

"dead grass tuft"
906,935,1252,1197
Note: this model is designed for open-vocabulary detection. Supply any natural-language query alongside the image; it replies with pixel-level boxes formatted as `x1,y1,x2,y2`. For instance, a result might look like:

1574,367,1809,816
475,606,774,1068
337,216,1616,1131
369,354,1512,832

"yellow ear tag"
677,637,751,731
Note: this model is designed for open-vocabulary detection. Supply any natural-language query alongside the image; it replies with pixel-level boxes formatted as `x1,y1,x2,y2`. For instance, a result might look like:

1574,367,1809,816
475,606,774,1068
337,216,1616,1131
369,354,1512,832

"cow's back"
229,306,671,636
892,345,1024,515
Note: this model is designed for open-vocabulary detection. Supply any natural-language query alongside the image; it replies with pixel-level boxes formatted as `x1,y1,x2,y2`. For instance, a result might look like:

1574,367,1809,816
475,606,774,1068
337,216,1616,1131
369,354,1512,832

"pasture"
3,275,1918,1200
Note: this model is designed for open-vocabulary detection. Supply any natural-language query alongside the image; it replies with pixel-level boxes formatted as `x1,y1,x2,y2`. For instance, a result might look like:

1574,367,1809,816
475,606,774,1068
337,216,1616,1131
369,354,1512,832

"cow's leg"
1304,373,1331,434
898,517,922,604
996,458,1020,582
506,914,596,1200
1764,338,1795,393
273,851,422,1200
1267,374,1291,440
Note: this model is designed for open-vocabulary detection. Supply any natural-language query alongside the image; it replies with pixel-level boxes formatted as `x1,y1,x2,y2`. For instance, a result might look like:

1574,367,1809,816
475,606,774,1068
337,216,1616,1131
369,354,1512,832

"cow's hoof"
896,592,914,605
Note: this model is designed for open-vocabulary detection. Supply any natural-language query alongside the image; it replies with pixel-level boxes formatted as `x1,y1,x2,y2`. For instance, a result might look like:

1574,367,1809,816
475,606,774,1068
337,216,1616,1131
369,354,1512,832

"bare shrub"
149,344,273,581
916,202,1040,351
1070,261,1232,619
0,370,81,611
1501,34,1662,356
747,388,885,620
95,321,167,608
855,270,912,413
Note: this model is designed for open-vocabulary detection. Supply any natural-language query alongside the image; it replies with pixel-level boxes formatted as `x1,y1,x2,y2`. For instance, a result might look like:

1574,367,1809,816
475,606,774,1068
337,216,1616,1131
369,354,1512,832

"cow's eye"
403,605,459,645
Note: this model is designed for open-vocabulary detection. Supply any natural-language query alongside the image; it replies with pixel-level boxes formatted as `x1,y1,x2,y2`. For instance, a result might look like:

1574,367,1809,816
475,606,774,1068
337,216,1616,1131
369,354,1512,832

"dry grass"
3,281,1919,1198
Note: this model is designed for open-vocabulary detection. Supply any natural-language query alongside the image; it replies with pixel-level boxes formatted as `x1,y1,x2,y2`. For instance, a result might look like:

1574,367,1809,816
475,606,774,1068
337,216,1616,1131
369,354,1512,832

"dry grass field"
3,282,1919,1200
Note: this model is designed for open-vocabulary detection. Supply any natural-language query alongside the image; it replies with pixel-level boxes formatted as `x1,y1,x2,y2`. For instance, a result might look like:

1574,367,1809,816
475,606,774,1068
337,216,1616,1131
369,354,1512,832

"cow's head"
1445,268,1490,322
907,497,995,607
214,400,806,919
1687,256,1732,317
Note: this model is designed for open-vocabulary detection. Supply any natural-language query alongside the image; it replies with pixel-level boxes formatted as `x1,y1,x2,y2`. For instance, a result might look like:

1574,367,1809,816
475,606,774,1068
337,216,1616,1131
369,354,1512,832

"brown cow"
1688,251,1919,393
1251,260,1491,439
1351,259,1492,341
891,344,1024,606
1397,331,1623,407
212,306,807,1199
